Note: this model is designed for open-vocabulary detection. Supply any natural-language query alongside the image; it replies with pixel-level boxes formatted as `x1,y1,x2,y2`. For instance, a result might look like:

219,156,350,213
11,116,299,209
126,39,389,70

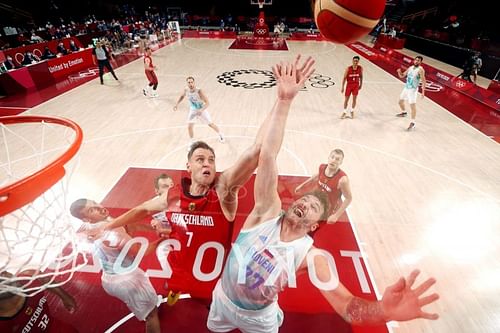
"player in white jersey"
396,55,426,131
174,76,225,148
207,58,439,333
70,199,162,333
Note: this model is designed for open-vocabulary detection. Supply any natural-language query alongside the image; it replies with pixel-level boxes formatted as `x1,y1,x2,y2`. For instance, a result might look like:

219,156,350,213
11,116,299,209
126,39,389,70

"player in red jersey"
143,47,159,98
340,56,363,119
295,148,352,224
0,272,77,333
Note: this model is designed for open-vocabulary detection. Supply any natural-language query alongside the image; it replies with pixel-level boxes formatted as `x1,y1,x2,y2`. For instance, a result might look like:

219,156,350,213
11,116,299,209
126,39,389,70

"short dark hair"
70,199,88,220
187,141,215,160
305,191,330,221
186,76,194,82
415,56,423,61
353,56,360,60
154,173,172,189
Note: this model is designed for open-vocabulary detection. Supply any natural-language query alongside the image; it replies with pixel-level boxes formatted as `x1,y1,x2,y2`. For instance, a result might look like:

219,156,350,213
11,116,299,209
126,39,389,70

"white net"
0,117,86,297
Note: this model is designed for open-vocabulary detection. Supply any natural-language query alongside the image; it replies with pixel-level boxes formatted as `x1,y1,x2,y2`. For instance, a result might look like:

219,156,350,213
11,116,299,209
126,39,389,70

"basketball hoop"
0,115,86,296
258,0,265,9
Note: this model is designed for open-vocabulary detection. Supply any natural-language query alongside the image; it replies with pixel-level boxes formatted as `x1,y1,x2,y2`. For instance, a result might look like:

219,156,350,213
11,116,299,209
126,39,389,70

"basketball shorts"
207,279,284,333
145,70,158,85
188,108,212,124
101,268,158,321
345,83,359,96
399,87,418,104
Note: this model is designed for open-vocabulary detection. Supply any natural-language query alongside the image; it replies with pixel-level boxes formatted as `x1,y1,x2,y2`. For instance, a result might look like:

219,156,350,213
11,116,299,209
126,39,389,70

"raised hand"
272,55,315,101
293,54,315,84
381,270,439,322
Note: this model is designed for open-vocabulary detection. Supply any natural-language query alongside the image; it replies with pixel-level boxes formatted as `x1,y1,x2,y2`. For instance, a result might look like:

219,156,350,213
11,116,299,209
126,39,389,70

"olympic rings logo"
255,28,267,35
217,70,336,90
68,67,99,80
308,74,335,88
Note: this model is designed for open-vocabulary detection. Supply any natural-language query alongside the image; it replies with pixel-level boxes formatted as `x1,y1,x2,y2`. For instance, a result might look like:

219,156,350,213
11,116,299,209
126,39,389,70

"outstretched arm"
310,255,439,325
244,58,315,228
173,90,186,111
218,55,315,221
327,175,352,224
295,173,319,195
103,190,170,231
21,270,77,313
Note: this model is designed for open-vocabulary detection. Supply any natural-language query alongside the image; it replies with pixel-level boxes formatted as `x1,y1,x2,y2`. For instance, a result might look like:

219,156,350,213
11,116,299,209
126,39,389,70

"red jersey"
317,164,347,214
144,55,154,70
0,293,53,333
346,65,362,85
163,177,232,297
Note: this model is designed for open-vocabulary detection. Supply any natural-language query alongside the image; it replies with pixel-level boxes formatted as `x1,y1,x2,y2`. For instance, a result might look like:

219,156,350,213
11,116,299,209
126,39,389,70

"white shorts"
207,280,284,333
399,87,418,104
188,108,212,124
101,268,158,321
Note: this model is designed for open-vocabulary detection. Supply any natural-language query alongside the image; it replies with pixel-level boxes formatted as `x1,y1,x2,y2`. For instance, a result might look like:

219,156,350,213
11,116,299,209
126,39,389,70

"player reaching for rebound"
340,56,363,119
143,47,159,98
207,57,440,333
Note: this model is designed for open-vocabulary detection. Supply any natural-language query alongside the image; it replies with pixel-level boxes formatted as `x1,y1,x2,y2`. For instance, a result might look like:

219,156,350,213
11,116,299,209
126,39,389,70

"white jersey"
186,88,204,110
221,214,313,310
81,220,133,274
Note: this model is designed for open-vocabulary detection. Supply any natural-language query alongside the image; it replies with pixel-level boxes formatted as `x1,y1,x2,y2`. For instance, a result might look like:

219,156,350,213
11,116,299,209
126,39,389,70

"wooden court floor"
5,38,500,332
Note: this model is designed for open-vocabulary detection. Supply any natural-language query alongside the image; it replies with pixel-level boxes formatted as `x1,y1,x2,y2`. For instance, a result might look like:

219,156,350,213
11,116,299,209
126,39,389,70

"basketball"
314,0,386,44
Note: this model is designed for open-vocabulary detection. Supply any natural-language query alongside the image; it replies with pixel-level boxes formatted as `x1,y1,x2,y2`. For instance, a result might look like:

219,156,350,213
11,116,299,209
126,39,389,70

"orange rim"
0,115,83,217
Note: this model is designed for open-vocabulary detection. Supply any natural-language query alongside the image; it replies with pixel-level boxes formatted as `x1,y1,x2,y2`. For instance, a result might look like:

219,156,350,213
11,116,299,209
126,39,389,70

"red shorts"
345,84,359,96
145,70,158,84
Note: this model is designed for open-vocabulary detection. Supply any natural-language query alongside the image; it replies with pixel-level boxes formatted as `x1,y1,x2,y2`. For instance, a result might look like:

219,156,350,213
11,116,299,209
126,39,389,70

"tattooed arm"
303,249,440,325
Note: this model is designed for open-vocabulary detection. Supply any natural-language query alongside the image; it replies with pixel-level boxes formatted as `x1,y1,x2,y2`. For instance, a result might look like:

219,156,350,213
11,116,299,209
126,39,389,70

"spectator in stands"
57,42,69,55
17,33,29,45
21,51,40,65
3,55,18,70
42,46,56,60
69,40,79,52
389,27,397,38
30,32,44,43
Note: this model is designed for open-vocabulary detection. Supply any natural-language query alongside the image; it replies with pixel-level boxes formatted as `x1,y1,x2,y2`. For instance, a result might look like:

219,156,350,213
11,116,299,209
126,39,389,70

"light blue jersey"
187,88,204,110
221,214,313,310
405,65,421,90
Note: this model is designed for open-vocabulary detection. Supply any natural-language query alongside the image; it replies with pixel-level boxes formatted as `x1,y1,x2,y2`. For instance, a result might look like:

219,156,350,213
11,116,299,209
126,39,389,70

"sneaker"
340,112,347,119
407,122,416,131
396,112,408,117
219,134,226,143
350,111,355,119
